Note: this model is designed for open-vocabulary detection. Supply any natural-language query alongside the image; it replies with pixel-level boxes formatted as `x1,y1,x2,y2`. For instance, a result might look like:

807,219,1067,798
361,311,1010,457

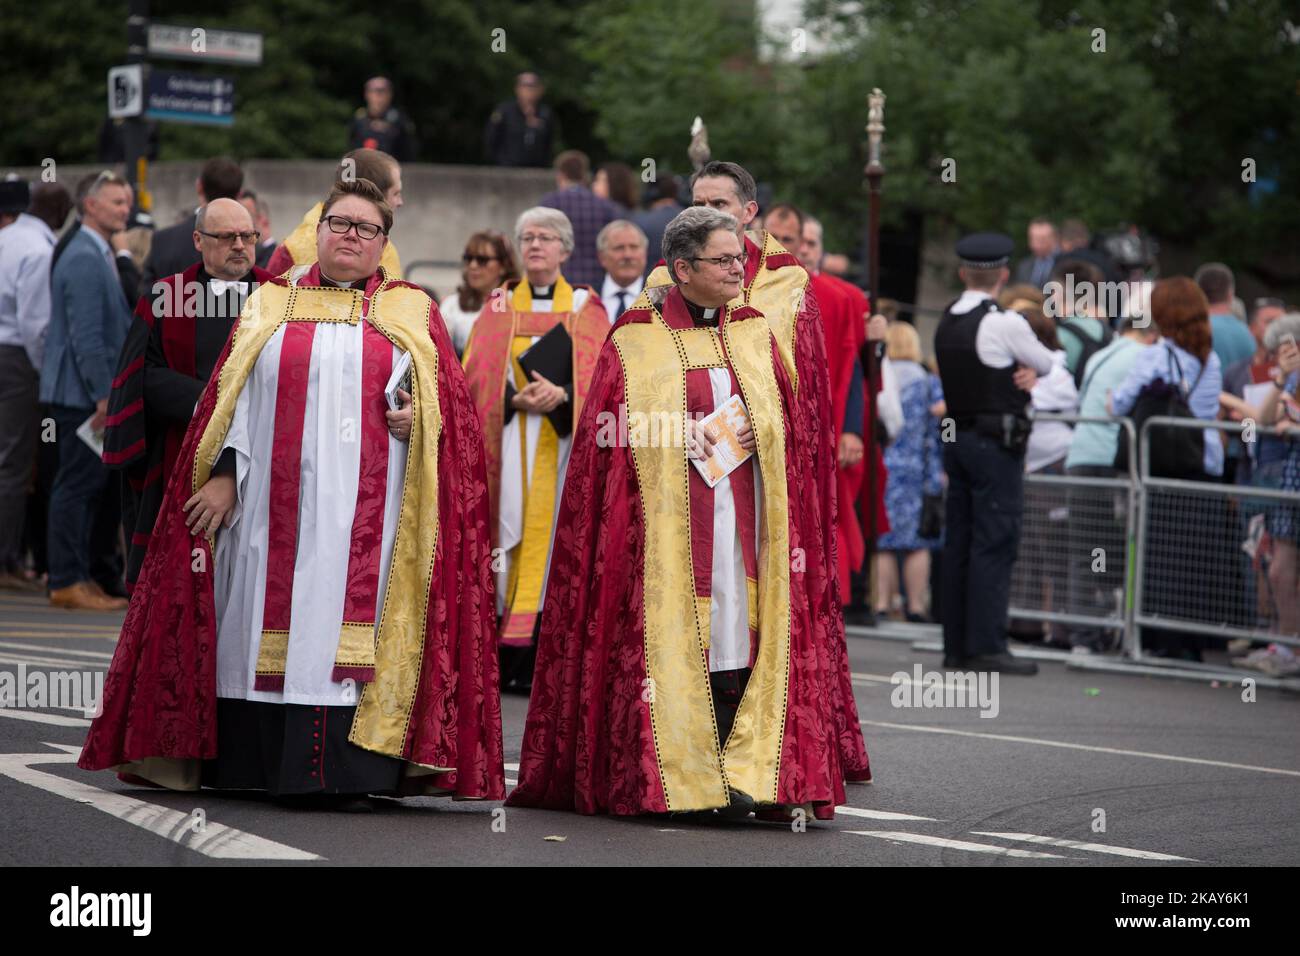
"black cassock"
103,262,273,593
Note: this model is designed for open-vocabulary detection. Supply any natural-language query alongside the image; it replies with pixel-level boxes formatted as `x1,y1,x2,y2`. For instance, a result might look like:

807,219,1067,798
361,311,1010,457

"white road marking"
0,708,90,727
0,619,122,631
971,832,1196,861
836,806,937,821
0,744,323,861
847,830,1067,858
0,641,115,660
0,653,106,670
0,630,118,640
861,719,1300,778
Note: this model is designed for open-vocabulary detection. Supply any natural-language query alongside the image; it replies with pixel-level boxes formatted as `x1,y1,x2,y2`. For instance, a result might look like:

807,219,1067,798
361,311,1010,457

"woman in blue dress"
876,322,945,621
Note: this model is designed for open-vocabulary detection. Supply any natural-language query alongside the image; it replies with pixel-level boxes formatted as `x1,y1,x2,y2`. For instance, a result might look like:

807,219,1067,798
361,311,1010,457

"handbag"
918,404,944,540
1113,344,1207,478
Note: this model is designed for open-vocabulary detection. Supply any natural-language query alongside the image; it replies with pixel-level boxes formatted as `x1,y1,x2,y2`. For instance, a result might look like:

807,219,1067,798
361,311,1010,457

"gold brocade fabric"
611,304,792,810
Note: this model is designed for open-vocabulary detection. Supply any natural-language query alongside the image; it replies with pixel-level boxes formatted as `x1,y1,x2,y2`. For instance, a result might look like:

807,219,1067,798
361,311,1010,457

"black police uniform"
933,234,1039,674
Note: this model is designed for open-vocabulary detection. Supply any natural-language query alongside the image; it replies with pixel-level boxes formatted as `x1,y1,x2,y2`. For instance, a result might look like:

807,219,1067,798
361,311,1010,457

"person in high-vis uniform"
934,233,1056,675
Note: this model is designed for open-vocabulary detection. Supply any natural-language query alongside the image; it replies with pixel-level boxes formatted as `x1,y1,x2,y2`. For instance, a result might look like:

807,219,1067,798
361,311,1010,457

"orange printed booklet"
690,394,753,488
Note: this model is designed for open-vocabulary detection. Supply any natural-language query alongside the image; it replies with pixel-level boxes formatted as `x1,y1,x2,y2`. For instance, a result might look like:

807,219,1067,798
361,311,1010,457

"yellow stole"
499,277,573,642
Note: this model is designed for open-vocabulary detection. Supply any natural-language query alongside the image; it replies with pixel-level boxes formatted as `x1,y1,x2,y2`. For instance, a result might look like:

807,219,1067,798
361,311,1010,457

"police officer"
934,233,1056,675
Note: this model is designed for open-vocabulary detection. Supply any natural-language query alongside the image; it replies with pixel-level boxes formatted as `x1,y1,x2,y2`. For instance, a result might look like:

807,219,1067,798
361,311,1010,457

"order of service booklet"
690,394,753,488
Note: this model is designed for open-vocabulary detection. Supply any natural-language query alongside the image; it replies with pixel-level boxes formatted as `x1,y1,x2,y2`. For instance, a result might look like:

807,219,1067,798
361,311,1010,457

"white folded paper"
385,350,413,411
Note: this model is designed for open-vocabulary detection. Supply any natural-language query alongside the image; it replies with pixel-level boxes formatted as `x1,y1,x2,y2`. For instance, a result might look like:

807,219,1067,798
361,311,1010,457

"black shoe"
843,605,877,627
716,789,756,820
965,652,1039,675
942,654,966,668
905,611,932,624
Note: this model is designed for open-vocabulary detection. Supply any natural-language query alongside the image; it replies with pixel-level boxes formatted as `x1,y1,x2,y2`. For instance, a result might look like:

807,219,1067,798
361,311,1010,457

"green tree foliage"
4,0,1294,270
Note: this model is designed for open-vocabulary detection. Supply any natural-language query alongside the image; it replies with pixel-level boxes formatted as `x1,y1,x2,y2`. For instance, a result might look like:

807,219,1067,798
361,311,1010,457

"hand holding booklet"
385,350,413,411
689,394,753,488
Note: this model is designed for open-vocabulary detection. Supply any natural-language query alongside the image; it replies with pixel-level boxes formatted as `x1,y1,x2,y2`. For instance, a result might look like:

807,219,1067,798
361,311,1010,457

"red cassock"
505,283,870,818
78,265,504,799
824,274,891,551
808,272,880,598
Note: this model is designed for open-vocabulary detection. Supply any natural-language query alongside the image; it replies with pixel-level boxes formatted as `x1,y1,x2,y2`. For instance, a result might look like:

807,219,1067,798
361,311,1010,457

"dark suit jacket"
139,212,201,298
254,240,275,270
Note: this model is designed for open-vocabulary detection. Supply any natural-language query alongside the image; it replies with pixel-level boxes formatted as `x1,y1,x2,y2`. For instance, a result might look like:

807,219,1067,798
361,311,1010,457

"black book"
517,322,573,389
513,323,573,434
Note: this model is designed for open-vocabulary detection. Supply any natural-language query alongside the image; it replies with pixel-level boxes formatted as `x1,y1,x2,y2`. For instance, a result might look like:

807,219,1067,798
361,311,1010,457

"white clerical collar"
702,306,718,319
320,269,362,289
531,283,553,298
208,278,248,297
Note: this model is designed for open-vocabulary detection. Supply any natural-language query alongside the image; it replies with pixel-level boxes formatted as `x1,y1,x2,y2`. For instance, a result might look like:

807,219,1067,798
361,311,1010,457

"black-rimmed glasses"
322,215,385,240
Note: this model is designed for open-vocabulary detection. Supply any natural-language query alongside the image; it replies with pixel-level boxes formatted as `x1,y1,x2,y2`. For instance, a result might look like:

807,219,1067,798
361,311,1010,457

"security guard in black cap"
934,233,1056,675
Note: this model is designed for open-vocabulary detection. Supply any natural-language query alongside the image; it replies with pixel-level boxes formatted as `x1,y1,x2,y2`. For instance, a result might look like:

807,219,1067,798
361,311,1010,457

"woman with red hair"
1110,276,1223,477
1109,276,1225,661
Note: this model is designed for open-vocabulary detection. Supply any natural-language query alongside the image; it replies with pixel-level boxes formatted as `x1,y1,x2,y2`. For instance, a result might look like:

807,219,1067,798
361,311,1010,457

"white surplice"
212,276,408,705
705,365,763,672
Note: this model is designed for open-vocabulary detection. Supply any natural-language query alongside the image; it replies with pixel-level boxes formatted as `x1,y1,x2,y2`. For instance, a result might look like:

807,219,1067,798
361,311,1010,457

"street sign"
107,64,144,118
144,70,235,126
147,23,263,66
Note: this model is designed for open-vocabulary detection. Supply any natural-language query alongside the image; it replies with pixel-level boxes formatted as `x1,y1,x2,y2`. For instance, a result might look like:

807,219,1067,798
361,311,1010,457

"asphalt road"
2,591,1297,866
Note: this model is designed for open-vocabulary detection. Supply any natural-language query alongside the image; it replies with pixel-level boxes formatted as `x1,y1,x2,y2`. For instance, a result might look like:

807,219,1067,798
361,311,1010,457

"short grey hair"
514,206,574,254
662,207,739,284
1262,312,1300,354
596,218,647,253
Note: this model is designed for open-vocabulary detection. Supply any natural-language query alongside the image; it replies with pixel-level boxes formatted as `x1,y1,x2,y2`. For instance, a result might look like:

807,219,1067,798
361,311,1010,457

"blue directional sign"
144,70,235,126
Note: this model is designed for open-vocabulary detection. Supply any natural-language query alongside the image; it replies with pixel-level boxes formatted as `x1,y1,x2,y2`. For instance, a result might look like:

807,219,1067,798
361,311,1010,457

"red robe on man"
808,271,889,597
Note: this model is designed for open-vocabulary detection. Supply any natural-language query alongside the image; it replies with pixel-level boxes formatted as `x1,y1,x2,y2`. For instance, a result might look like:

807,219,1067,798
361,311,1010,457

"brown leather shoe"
49,582,127,611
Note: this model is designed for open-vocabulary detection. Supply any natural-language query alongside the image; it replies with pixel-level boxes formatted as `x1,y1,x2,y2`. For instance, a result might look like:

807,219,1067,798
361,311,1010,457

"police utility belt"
952,413,1032,455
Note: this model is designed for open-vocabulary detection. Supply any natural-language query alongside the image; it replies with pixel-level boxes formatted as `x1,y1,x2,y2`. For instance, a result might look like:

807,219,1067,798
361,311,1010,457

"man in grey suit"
40,171,134,610
138,157,243,298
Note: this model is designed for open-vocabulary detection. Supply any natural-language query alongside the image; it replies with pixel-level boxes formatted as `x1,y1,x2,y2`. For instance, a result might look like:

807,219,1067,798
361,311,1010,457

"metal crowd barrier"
1009,414,1138,652
1133,417,1299,657
1003,413,1299,686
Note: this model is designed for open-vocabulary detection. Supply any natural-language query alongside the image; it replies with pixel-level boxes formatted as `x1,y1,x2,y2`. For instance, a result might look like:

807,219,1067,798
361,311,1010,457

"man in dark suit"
138,157,243,298
1012,216,1058,289
39,172,135,610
